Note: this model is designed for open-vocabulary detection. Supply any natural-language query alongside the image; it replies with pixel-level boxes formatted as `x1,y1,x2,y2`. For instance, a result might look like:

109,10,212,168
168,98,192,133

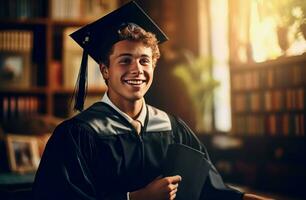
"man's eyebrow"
140,54,151,58
117,53,133,58
116,53,151,58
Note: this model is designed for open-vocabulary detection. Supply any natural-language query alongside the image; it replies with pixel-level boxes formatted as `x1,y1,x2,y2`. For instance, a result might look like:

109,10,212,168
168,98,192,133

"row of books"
232,113,305,136
0,93,102,121
0,0,45,19
0,30,33,52
0,0,118,20
51,0,118,20
1,95,41,121
231,65,305,91
233,88,305,113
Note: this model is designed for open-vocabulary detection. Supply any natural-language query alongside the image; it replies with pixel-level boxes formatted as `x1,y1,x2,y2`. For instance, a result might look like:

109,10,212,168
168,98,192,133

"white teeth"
126,80,144,85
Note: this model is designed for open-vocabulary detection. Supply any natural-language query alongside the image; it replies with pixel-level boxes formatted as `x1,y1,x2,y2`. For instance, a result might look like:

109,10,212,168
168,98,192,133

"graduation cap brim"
162,144,210,200
70,0,168,64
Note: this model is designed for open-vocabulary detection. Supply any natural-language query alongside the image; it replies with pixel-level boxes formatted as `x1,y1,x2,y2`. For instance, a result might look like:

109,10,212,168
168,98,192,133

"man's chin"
129,96,144,102
126,93,145,102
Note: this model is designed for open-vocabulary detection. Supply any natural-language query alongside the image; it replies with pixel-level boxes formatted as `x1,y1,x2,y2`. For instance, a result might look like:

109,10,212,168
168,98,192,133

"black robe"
32,102,243,200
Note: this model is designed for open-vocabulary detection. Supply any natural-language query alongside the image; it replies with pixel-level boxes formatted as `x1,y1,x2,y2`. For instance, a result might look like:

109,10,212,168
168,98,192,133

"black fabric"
32,102,243,200
168,114,243,200
74,50,89,111
162,143,210,200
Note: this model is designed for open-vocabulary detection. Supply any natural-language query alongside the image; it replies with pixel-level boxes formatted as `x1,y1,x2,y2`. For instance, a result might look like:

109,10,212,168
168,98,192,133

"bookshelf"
230,54,306,137
225,54,306,198
0,0,124,121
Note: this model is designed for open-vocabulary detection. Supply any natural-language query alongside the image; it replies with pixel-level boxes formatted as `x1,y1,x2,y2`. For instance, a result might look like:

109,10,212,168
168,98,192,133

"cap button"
82,32,90,44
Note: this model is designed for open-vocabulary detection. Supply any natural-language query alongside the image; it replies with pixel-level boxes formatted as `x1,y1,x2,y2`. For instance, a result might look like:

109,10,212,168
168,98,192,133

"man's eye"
140,58,151,65
119,58,131,64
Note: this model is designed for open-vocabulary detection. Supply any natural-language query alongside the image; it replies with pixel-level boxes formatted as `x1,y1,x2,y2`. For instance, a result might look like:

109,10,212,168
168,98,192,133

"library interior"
0,0,305,200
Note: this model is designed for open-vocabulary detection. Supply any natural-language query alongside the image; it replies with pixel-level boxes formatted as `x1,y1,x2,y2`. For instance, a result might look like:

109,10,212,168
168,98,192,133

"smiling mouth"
123,79,146,85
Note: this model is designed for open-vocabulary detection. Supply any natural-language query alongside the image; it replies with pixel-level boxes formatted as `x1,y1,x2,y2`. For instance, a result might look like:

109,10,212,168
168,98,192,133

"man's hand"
129,175,182,200
243,193,275,200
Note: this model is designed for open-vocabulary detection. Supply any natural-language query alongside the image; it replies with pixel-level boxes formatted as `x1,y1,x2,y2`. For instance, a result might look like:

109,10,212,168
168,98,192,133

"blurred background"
0,0,305,199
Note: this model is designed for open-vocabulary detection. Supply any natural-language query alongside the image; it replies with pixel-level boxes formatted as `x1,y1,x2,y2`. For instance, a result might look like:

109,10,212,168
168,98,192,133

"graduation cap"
70,1,168,111
162,144,210,200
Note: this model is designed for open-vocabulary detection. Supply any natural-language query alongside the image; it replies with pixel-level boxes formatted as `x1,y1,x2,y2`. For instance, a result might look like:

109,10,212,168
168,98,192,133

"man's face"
101,40,155,105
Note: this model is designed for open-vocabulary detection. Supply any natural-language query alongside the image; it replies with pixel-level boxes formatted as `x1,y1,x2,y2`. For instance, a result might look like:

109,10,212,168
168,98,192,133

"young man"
33,1,270,200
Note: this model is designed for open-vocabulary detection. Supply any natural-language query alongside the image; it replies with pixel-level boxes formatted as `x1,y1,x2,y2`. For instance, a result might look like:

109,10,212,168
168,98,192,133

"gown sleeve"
32,119,97,200
172,117,244,200
32,119,129,200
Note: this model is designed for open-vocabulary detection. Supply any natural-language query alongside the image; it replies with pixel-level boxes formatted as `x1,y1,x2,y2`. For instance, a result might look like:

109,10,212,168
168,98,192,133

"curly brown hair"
101,23,160,67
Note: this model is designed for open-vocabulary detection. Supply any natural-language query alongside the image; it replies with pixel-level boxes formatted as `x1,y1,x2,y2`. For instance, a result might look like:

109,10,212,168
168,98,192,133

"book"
51,0,118,20
0,95,41,122
51,0,81,19
162,144,210,200
0,0,44,19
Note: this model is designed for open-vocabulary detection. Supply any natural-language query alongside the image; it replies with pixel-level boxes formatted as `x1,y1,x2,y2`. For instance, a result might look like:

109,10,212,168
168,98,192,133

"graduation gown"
32,102,243,200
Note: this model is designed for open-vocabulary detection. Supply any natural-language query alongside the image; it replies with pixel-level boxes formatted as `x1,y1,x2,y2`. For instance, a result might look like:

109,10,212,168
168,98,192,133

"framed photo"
0,52,31,88
6,134,40,173
36,133,51,157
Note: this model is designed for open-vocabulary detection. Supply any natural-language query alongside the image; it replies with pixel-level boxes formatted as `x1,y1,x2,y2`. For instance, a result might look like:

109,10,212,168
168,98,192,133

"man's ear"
100,64,109,80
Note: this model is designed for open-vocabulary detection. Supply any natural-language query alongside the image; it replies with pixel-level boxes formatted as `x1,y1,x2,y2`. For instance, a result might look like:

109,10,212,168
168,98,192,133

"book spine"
0,95,42,121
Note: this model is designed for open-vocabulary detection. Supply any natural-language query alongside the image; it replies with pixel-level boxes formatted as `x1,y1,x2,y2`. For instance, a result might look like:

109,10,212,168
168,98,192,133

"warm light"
210,0,231,131
250,0,306,62
250,8,281,61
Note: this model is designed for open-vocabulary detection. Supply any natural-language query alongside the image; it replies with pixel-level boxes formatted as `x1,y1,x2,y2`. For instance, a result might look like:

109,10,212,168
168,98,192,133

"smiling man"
32,1,270,200
101,39,155,118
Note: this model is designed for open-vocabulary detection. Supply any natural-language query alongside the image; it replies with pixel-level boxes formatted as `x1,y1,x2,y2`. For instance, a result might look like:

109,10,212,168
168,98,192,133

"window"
198,0,232,132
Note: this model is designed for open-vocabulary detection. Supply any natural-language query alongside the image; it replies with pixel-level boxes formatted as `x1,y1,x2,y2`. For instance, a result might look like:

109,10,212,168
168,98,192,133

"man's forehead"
110,40,153,57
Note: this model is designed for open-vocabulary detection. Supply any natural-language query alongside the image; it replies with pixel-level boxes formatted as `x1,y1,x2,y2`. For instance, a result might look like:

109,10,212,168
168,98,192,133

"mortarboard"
70,1,168,111
162,144,210,200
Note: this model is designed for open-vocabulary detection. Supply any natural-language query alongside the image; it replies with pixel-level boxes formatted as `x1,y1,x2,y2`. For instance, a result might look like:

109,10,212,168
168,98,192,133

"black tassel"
73,50,88,111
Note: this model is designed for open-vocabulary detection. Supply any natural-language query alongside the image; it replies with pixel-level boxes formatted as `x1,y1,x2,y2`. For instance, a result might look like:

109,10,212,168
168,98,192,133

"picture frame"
0,52,31,89
6,134,40,173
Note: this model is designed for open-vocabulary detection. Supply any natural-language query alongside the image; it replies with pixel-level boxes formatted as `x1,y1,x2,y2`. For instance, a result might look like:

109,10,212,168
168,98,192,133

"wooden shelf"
231,53,306,71
232,109,306,115
0,87,47,95
0,19,91,27
0,18,48,25
50,19,92,27
231,85,306,93
52,87,107,95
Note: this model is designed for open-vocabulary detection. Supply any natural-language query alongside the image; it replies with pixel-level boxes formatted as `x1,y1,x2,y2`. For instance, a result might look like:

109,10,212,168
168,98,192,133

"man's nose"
130,60,143,74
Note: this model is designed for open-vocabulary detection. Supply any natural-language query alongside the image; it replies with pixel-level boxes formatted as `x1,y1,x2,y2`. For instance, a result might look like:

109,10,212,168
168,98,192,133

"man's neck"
107,93,143,119
118,100,143,119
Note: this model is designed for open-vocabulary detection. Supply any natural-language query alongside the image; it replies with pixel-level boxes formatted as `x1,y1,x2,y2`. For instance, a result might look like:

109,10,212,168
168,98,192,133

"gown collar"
101,93,147,127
